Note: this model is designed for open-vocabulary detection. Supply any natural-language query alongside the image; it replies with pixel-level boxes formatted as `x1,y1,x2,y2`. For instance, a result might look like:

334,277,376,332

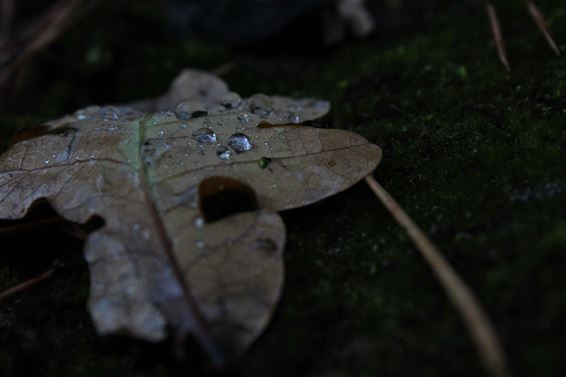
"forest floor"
1,1,565,376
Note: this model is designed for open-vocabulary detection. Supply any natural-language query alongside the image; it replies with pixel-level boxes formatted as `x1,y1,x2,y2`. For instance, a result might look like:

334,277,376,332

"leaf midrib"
136,116,224,364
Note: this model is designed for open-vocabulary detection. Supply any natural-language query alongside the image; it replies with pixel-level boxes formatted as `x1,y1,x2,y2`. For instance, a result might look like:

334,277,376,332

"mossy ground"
1,1,565,376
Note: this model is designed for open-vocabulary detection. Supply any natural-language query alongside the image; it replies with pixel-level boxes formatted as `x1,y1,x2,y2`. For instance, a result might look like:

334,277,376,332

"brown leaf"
0,70,381,366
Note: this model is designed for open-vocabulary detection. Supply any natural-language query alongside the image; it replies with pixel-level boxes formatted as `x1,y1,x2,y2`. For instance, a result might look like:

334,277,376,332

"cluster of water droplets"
169,97,256,162
74,105,141,123
158,93,327,164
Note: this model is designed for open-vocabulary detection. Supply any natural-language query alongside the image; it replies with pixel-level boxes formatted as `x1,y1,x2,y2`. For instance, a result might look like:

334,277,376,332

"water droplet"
238,113,250,124
195,240,205,249
101,106,120,121
228,133,253,153
176,100,207,120
192,128,217,144
75,110,89,120
288,113,301,124
159,130,165,137
220,92,242,109
216,146,231,161
193,216,204,229
256,238,278,254
249,93,273,116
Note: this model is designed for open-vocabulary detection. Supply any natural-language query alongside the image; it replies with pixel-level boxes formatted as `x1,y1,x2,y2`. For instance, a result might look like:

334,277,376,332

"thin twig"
364,175,510,377
526,0,560,56
0,268,54,303
486,1,511,72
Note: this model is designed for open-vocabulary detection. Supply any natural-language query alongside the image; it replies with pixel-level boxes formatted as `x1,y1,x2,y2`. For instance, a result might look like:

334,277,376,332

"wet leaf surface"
0,70,381,366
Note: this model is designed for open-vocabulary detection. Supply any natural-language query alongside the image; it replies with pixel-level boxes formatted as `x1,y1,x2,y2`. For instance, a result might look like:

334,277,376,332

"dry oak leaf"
0,70,381,366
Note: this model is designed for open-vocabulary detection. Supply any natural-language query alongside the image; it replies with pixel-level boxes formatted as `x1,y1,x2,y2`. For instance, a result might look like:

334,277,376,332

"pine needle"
365,175,510,377
0,268,54,303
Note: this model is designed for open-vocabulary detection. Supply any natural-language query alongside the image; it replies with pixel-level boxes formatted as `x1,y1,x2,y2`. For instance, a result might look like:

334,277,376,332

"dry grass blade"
364,175,510,377
526,0,560,56
0,268,54,303
486,1,511,72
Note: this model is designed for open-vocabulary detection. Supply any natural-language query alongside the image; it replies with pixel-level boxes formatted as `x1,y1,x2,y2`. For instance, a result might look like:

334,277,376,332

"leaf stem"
364,175,510,377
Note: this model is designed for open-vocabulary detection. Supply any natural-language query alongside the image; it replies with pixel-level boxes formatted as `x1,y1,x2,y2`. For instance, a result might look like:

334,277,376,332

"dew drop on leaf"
288,113,301,124
101,106,120,121
220,92,242,109
249,94,273,116
75,110,89,120
216,146,231,161
256,238,277,254
238,113,250,124
192,128,217,144
176,100,208,120
228,133,253,153
193,216,204,229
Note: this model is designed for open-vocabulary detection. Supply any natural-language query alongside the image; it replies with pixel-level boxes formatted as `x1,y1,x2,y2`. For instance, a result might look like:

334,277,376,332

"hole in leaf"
198,177,259,223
